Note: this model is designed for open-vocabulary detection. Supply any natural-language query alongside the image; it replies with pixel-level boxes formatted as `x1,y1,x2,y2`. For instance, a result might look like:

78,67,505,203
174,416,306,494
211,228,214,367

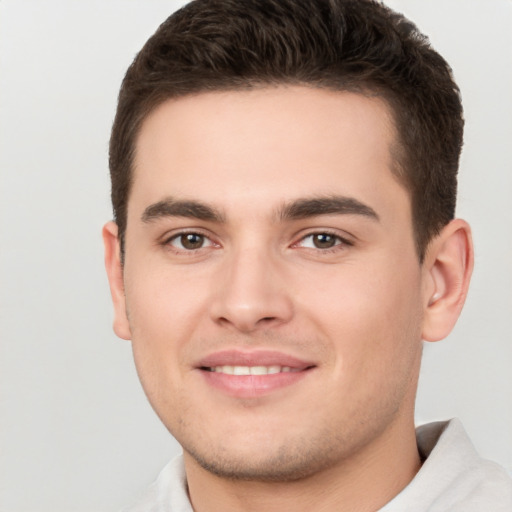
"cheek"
300,258,423,374
311,266,424,423
123,266,211,397
125,259,210,339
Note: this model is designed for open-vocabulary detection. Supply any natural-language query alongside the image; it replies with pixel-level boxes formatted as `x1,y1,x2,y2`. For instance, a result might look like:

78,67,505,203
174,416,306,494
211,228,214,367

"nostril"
258,316,278,325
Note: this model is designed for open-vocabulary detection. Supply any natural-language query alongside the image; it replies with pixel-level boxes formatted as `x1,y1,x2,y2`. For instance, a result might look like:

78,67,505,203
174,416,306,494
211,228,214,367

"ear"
102,221,131,340
421,219,474,342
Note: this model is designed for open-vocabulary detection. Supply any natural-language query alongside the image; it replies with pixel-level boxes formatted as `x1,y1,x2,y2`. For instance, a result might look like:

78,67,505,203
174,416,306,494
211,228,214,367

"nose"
210,248,294,333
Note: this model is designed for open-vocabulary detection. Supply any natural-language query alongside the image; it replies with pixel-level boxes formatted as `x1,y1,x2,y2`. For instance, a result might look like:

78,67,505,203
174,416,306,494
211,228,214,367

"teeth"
250,366,268,375
211,365,297,375
233,366,249,375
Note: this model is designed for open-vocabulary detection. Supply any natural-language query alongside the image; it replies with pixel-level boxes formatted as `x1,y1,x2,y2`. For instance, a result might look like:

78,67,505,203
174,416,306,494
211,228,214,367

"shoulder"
381,419,512,511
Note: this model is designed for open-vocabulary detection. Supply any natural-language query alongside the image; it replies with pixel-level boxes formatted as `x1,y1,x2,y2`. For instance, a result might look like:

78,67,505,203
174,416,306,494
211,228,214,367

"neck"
184,416,422,512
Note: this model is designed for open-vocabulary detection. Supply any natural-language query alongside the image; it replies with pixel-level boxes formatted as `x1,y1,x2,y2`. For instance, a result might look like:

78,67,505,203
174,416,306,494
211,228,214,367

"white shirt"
122,419,512,511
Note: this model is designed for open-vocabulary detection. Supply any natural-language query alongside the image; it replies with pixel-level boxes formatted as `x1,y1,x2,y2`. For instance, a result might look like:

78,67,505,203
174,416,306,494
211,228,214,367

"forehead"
130,86,408,223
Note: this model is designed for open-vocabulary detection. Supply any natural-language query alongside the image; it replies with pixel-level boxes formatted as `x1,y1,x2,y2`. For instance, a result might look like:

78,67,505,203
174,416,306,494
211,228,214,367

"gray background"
0,1,511,510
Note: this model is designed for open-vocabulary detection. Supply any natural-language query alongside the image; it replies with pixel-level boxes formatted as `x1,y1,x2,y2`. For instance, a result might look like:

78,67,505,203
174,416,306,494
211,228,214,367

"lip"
196,349,316,398
198,349,314,370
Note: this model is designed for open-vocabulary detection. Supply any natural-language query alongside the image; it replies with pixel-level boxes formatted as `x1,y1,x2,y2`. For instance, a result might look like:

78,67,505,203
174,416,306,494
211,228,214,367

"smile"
205,365,300,375
197,351,315,398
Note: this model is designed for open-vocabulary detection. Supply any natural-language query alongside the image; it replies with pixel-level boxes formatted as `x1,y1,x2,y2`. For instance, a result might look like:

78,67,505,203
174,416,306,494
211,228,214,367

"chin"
182,428,347,483
189,450,330,482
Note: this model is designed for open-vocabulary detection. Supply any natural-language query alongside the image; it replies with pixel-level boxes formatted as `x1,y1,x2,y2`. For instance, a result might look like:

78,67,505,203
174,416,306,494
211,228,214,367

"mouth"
196,350,315,398
202,365,302,375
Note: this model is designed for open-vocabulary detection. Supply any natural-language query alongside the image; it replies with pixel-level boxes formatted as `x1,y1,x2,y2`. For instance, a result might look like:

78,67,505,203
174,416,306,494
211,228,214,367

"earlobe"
102,221,132,340
422,219,474,342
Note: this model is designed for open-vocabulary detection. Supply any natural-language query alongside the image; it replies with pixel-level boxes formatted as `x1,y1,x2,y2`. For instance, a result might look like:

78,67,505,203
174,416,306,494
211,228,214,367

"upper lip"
196,349,315,370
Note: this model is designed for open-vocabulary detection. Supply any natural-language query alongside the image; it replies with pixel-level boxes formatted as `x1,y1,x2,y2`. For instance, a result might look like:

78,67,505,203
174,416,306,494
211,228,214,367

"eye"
297,232,348,250
168,232,214,251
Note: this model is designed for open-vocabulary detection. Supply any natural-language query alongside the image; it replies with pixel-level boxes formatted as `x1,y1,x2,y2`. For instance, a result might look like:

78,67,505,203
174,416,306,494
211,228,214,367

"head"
109,0,464,263
104,0,473,490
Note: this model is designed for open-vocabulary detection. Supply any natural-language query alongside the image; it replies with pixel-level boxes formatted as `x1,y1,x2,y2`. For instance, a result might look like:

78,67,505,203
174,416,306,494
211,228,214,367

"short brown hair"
109,0,463,261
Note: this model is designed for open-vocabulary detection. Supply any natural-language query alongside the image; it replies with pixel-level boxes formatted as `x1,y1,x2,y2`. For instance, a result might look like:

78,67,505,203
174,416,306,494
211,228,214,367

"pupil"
314,234,335,248
182,233,203,249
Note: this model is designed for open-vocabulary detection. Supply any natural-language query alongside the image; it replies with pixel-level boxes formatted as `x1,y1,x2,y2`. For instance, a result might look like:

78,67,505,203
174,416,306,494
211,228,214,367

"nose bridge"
210,242,293,332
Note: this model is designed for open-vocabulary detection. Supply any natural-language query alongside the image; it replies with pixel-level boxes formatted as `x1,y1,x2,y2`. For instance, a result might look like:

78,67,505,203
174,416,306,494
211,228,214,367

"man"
103,0,512,510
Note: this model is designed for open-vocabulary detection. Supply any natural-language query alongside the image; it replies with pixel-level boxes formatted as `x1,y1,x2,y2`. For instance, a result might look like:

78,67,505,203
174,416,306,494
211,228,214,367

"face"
111,87,429,480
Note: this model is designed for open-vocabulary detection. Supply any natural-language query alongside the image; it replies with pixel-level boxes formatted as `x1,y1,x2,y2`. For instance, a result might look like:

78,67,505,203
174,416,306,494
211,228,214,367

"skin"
104,86,473,511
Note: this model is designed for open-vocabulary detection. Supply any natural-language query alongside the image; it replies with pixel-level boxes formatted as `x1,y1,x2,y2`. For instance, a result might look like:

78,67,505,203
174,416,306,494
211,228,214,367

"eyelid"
292,229,354,250
159,227,353,253
161,228,220,251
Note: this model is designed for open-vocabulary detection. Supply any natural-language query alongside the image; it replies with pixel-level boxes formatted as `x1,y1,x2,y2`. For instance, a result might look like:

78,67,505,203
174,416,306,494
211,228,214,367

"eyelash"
162,229,352,255
162,230,219,254
294,230,353,253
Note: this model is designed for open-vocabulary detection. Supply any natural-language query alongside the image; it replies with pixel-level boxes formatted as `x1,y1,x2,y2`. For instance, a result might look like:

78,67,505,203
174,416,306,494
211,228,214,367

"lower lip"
199,369,312,398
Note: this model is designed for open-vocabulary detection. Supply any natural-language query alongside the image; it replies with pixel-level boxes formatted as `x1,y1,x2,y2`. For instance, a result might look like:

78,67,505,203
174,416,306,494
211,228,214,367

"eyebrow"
278,195,379,222
141,195,379,224
141,197,225,223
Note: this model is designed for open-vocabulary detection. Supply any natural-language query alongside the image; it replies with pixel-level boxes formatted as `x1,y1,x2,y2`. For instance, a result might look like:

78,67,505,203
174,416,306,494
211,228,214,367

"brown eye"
296,232,347,251
312,233,338,249
169,232,212,251
180,233,205,249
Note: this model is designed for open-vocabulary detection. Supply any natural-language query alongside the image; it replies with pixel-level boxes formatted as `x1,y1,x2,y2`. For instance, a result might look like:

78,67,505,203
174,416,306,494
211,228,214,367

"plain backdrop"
0,1,511,511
